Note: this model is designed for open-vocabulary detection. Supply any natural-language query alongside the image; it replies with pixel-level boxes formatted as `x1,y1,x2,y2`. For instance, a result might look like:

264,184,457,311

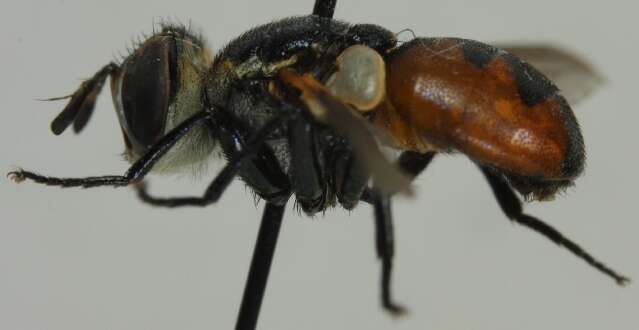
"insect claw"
617,276,631,287
7,169,25,183
387,305,409,319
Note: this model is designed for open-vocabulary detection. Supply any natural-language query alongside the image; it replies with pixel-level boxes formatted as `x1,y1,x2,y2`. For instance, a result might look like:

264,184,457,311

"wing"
277,69,412,196
496,44,604,106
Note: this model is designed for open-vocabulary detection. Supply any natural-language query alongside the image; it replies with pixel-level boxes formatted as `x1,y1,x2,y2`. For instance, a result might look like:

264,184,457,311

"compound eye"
115,35,177,154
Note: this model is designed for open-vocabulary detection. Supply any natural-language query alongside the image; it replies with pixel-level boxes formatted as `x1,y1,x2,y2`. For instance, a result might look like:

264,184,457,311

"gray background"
1,1,637,329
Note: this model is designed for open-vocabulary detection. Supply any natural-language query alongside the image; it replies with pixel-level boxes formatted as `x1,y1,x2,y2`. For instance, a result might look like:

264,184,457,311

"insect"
9,0,629,329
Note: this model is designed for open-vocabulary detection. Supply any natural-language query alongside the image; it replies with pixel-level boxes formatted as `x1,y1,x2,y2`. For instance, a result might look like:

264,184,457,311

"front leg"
8,110,211,188
136,111,293,207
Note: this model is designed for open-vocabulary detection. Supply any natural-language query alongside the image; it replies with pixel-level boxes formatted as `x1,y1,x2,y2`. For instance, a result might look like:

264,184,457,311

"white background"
1,1,637,329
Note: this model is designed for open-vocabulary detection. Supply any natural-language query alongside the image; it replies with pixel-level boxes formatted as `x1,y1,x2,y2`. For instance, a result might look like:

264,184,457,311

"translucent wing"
497,44,604,106
278,69,412,196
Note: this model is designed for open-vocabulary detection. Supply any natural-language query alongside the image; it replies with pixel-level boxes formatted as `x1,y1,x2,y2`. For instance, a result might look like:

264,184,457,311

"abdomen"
373,38,584,188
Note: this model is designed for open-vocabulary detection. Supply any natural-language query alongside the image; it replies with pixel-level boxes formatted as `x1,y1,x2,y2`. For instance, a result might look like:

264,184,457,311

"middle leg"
361,151,436,204
365,151,436,315
372,191,406,315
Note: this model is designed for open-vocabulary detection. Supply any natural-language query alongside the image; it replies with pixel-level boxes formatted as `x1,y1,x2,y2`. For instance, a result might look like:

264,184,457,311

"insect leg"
136,112,293,207
395,151,437,179
235,202,286,330
288,116,325,214
48,63,119,135
357,152,437,314
361,151,436,204
312,0,337,18
371,191,406,315
8,110,211,188
479,166,630,286
333,150,369,210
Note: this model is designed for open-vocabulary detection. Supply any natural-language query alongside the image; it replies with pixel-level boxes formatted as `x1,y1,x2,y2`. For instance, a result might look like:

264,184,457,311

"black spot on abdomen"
461,40,499,68
504,52,558,107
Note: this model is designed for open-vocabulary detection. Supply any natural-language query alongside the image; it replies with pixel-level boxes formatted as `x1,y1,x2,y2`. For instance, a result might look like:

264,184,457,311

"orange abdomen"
374,38,584,181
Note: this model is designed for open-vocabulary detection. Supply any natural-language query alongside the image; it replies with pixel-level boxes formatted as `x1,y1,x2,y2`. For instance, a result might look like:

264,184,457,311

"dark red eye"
116,35,178,154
